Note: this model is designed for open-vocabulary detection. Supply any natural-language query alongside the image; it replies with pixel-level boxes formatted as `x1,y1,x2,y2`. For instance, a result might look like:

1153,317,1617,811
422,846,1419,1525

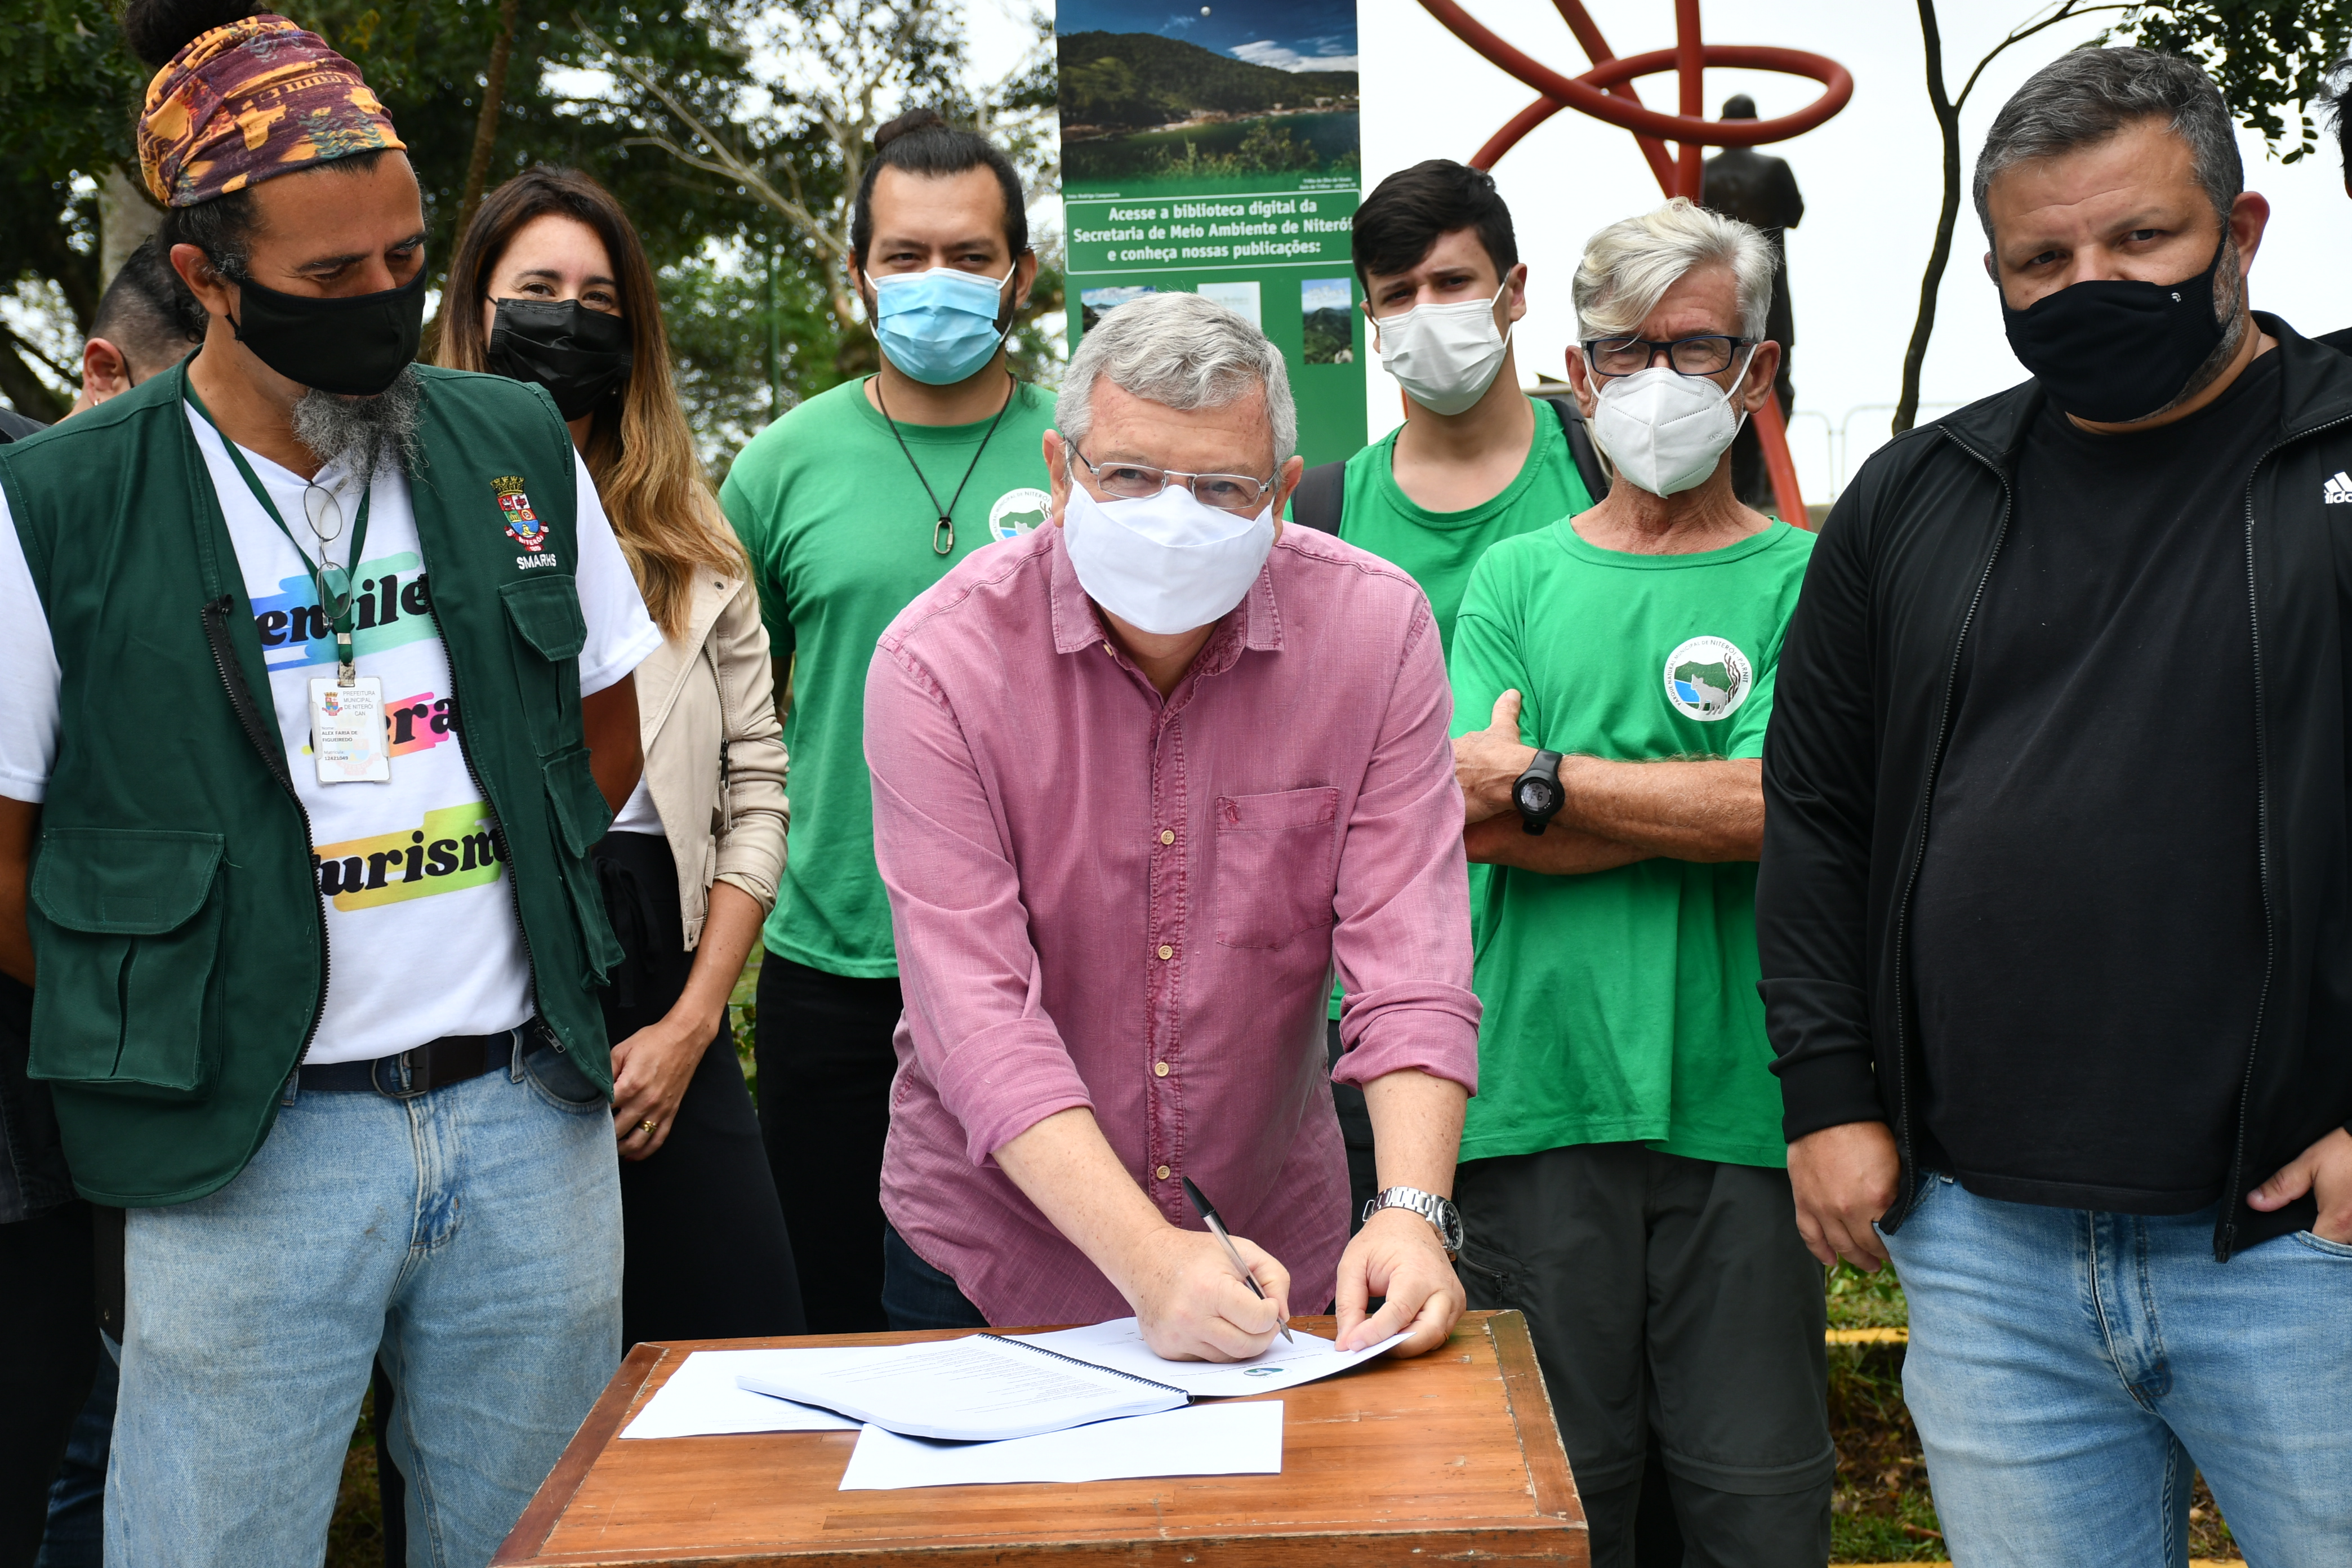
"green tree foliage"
0,0,148,415
1124,122,1325,181
593,0,1064,403
287,0,765,278
2118,0,2352,159
1894,0,2352,433
1055,30,1354,128
0,0,1066,467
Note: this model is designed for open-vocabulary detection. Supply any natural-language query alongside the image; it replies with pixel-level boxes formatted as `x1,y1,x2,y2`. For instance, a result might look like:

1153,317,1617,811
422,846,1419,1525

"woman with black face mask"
439,168,805,1347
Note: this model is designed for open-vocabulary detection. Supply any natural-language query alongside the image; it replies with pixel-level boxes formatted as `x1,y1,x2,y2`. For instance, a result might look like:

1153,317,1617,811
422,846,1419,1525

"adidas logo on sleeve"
2326,471,2352,505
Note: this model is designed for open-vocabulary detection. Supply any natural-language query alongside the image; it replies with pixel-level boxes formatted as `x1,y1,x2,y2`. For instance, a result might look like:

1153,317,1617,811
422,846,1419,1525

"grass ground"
1821,1263,2240,1563
729,945,762,1095
326,1395,386,1568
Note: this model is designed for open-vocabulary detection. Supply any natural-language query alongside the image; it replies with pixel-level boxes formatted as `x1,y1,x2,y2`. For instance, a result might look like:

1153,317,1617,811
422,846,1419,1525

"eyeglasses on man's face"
1067,447,1278,515
1583,333,1752,378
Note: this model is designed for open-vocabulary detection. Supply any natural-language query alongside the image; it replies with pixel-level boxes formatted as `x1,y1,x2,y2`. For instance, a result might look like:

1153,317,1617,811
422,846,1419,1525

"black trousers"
1454,1144,1833,1568
595,831,806,1348
0,1204,95,1568
754,954,902,1334
880,1223,989,1331
1323,1020,1380,1236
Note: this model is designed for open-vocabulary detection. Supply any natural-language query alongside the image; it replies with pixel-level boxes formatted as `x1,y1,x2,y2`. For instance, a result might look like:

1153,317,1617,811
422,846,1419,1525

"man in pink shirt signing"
865,291,1478,1360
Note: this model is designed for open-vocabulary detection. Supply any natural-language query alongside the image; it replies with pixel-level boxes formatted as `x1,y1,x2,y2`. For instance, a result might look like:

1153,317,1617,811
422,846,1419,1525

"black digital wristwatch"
1513,749,1565,835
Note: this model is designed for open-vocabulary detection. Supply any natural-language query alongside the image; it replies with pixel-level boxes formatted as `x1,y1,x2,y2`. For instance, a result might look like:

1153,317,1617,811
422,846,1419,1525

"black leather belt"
297,1026,528,1097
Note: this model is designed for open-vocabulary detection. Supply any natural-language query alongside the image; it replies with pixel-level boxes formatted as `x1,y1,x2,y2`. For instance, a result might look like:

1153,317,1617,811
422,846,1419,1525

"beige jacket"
634,571,788,948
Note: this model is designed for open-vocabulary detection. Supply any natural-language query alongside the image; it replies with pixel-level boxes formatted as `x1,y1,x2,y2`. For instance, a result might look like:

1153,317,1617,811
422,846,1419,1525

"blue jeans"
34,1331,116,1568
880,1223,988,1331
106,1040,621,1568
1882,1173,2352,1567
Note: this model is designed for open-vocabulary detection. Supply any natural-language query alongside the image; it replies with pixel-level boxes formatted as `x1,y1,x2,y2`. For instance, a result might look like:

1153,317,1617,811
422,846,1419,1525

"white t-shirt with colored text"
0,404,661,1063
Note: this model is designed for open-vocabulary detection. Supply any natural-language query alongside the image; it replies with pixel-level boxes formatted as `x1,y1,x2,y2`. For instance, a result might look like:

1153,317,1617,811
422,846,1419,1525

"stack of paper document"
1007,1318,1410,1397
838,1402,1285,1490
625,1317,1409,1491
620,1348,868,1440
734,1331,1188,1441
732,1317,1411,1441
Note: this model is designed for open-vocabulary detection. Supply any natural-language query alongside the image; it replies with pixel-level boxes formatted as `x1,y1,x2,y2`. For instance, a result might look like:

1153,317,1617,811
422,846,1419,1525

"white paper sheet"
735,1333,1186,1441
837,1401,1284,1490
1009,1317,1411,1397
619,1349,868,1439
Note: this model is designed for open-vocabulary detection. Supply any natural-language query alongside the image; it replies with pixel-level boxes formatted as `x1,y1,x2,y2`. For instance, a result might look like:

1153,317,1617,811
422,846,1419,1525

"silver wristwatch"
1361,1185,1464,1258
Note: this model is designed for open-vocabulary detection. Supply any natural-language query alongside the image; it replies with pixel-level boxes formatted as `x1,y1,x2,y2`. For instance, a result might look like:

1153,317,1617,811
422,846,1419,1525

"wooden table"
493,1310,1586,1567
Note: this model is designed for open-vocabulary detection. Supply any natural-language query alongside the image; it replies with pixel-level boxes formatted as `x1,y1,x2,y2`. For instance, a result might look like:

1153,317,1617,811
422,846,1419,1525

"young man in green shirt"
1302,160,1598,1225
720,110,1055,1332
1447,200,1829,1567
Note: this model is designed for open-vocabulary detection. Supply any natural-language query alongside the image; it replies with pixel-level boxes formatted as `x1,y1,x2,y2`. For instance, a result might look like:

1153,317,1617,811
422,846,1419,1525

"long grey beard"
291,366,422,481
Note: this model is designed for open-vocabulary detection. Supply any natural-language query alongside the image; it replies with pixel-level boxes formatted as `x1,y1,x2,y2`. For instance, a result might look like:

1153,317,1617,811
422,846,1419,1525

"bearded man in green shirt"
720,109,1055,1331
1446,200,1829,1568
1293,160,1601,1224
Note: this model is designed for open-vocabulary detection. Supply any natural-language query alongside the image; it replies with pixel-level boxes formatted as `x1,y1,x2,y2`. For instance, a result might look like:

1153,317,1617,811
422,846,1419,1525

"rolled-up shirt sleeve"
866,638,1095,1164
1329,598,1481,1094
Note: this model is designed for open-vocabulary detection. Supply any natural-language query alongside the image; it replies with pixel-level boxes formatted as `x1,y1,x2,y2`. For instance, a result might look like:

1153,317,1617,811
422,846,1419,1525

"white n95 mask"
1062,482,1275,636
1588,347,1757,497
1371,284,1512,417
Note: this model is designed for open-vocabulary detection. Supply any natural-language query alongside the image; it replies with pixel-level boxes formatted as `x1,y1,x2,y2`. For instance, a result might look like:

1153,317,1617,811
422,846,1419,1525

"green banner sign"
1056,2,1367,467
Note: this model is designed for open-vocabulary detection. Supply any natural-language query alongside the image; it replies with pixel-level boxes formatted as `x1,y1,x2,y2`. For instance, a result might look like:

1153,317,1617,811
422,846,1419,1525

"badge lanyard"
874,371,1016,556
185,386,394,784
184,385,372,684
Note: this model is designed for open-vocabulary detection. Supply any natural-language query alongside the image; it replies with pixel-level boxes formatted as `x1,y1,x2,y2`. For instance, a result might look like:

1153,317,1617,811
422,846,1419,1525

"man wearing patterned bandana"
0,2,663,1562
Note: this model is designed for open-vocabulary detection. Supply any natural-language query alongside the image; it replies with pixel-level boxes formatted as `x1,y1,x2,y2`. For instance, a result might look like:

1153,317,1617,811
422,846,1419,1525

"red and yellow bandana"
138,14,405,208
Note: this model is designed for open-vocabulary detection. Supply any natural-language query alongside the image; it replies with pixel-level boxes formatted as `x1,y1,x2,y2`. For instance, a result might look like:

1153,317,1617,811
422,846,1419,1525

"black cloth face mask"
230,268,425,397
1999,237,2230,423
486,299,633,421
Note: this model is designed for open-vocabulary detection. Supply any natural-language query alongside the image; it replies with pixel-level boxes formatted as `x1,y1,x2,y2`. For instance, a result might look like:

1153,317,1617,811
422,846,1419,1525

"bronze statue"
1701,93,1802,510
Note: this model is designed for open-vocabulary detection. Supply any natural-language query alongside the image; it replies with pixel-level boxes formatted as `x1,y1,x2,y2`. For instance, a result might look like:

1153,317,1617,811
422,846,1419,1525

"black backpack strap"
1534,393,1611,503
1291,458,1346,535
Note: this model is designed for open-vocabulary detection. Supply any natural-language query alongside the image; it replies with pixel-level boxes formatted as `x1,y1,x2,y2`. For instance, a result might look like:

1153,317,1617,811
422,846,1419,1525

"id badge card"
309,675,391,783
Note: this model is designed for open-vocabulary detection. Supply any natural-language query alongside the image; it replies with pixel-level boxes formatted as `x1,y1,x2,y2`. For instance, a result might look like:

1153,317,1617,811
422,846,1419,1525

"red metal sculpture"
1414,0,1851,525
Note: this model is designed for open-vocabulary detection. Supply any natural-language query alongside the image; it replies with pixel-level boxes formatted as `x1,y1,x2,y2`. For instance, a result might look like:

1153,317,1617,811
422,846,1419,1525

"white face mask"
1062,480,1275,636
1587,346,1757,497
1371,283,1512,417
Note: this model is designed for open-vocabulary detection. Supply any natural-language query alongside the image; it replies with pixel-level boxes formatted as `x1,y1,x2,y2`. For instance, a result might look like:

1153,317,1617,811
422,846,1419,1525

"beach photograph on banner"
1058,0,1367,465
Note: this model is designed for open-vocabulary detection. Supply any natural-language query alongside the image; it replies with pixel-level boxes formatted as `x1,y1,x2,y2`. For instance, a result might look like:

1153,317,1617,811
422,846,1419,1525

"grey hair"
1056,291,1297,463
1974,48,2242,242
1571,198,1774,344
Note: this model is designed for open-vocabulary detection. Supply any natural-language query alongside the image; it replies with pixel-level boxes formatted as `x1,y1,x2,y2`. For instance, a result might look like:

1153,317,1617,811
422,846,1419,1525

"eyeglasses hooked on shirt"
184,384,391,784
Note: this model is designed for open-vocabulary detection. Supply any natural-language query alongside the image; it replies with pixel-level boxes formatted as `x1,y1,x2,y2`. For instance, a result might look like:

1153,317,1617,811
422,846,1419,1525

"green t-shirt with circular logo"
720,376,1058,977
1448,515,1814,1168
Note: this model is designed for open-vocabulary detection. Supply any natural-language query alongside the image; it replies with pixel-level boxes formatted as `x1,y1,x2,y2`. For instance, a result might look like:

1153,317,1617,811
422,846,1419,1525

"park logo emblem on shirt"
491,475,547,549
1663,635,1753,723
988,487,1053,544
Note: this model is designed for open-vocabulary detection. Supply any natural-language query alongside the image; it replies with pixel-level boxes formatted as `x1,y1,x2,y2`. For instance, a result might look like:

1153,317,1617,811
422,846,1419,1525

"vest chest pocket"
500,575,587,755
1212,787,1340,950
27,828,226,1099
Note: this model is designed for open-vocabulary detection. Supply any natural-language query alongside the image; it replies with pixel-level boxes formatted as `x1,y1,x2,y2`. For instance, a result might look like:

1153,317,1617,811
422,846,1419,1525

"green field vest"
0,360,624,1206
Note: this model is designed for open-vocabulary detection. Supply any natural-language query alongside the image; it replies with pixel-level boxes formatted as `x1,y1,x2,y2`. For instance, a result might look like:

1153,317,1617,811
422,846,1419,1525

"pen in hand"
1181,1175,1294,1344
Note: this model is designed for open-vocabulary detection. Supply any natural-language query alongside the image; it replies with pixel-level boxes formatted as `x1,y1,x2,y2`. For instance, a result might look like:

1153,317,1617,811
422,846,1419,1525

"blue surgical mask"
867,266,1014,385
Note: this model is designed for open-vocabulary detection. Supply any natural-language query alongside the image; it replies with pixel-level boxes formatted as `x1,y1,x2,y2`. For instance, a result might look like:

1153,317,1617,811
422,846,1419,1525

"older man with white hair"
862,291,1477,1360
1446,198,1827,1566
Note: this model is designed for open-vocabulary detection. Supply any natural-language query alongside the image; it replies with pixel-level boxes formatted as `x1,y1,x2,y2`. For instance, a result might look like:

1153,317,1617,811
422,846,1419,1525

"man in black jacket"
1759,48,2352,1564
